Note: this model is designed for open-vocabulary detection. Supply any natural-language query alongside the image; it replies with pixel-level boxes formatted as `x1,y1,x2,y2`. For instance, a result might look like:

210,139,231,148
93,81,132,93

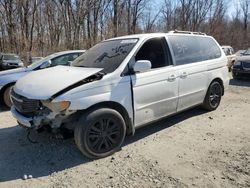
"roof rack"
168,30,206,35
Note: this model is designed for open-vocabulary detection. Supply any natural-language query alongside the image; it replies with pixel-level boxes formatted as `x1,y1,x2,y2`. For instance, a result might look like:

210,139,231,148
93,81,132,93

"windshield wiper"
99,70,107,75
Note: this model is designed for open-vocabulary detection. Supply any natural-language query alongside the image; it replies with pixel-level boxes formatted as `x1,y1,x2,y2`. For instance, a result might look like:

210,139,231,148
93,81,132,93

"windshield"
72,39,138,73
243,48,250,55
3,54,19,60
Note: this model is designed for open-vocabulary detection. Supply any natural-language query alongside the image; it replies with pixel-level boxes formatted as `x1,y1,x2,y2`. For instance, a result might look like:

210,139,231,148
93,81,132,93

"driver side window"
135,37,171,69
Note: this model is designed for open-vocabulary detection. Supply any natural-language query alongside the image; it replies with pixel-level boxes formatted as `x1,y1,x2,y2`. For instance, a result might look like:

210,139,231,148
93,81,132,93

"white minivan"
11,31,229,158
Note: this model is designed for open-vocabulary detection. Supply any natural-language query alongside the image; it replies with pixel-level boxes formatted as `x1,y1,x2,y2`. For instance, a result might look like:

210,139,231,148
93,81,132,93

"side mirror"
133,60,151,73
40,60,51,69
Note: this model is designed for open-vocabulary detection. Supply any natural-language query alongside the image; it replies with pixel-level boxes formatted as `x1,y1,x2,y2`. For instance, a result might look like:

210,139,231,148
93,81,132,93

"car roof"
104,32,213,42
105,33,167,41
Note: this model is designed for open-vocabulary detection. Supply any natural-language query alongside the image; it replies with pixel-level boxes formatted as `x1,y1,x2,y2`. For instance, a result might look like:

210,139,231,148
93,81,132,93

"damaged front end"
10,71,104,130
11,89,76,129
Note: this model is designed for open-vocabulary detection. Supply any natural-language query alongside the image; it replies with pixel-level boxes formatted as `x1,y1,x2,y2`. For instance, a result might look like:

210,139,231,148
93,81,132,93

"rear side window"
168,36,221,65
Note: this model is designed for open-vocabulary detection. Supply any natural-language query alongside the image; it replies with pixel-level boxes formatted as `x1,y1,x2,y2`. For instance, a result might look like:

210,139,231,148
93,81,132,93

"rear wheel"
202,81,222,111
74,108,126,159
3,85,13,108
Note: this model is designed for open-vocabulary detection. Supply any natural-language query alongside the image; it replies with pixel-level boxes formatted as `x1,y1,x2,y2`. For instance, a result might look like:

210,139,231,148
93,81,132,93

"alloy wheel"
86,118,121,154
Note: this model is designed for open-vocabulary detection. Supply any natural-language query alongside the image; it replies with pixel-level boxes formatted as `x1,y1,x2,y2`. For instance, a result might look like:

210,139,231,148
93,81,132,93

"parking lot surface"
0,78,249,188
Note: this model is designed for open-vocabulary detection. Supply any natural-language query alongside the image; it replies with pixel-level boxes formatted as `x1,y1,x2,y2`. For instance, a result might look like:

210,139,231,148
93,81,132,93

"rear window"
168,36,221,65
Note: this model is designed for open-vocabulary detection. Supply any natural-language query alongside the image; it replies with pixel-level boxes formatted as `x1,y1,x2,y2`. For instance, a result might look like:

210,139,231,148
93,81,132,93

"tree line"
0,0,249,60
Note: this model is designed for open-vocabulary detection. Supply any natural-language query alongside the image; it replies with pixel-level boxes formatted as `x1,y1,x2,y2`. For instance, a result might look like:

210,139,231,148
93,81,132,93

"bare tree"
240,0,250,30
0,0,18,52
0,0,249,58
162,0,178,31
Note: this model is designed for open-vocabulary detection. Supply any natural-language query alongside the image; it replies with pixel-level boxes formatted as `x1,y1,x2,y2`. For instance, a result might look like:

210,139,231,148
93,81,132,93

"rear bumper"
11,106,33,128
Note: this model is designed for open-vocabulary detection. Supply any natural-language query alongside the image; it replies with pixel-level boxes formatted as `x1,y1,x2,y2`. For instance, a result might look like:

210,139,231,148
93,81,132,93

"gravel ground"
0,78,250,188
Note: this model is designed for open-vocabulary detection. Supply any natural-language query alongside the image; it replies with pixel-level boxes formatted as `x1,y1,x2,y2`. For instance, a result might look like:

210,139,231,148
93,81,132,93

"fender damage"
11,66,105,129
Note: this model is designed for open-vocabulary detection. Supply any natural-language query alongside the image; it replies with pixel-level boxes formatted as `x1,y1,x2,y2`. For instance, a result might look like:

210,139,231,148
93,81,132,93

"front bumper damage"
11,107,33,128
11,106,76,129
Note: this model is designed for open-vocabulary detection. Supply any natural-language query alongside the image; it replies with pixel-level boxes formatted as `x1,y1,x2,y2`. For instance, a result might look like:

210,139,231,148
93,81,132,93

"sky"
150,0,243,19
227,0,241,17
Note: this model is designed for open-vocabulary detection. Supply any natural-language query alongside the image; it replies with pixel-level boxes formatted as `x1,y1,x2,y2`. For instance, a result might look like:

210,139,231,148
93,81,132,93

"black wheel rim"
209,84,221,108
86,118,121,154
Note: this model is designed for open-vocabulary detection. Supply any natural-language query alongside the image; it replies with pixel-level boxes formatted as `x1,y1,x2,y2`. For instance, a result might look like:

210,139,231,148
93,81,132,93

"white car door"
176,63,208,111
167,35,222,111
130,37,179,127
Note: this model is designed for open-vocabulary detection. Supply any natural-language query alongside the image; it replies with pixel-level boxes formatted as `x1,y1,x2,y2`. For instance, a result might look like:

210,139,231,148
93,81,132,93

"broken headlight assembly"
42,101,70,112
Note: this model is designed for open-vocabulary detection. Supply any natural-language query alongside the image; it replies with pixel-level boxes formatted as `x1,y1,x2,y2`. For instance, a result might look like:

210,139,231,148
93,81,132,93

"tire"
3,85,13,108
202,81,222,111
74,108,126,159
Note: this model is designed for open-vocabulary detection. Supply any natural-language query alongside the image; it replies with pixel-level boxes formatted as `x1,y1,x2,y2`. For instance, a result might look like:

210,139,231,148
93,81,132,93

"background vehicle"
222,46,236,72
235,50,246,56
31,57,43,63
11,32,228,159
232,48,250,79
0,50,85,108
0,53,24,70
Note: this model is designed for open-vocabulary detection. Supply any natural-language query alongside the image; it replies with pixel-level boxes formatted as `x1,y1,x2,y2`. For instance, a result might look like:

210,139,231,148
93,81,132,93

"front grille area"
9,63,18,66
11,90,40,116
242,62,250,69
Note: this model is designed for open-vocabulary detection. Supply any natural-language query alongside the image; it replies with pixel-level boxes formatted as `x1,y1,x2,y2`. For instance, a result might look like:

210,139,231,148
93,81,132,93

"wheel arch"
0,82,15,103
210,78,224,96
78,101,134,135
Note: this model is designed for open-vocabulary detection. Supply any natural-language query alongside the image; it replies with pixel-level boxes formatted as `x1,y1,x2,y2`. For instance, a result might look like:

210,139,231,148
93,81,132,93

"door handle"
180,72,188,79
167,75,176,82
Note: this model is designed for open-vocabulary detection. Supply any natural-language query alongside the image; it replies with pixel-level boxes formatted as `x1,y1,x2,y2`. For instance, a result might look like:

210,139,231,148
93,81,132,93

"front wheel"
202,81,222,111
3,85,13,108
74,108,126,159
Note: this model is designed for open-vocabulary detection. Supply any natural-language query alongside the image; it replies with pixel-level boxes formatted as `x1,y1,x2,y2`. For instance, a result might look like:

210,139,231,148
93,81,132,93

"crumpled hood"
236,55,250,63
0,67,27,76
14,66,103,100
